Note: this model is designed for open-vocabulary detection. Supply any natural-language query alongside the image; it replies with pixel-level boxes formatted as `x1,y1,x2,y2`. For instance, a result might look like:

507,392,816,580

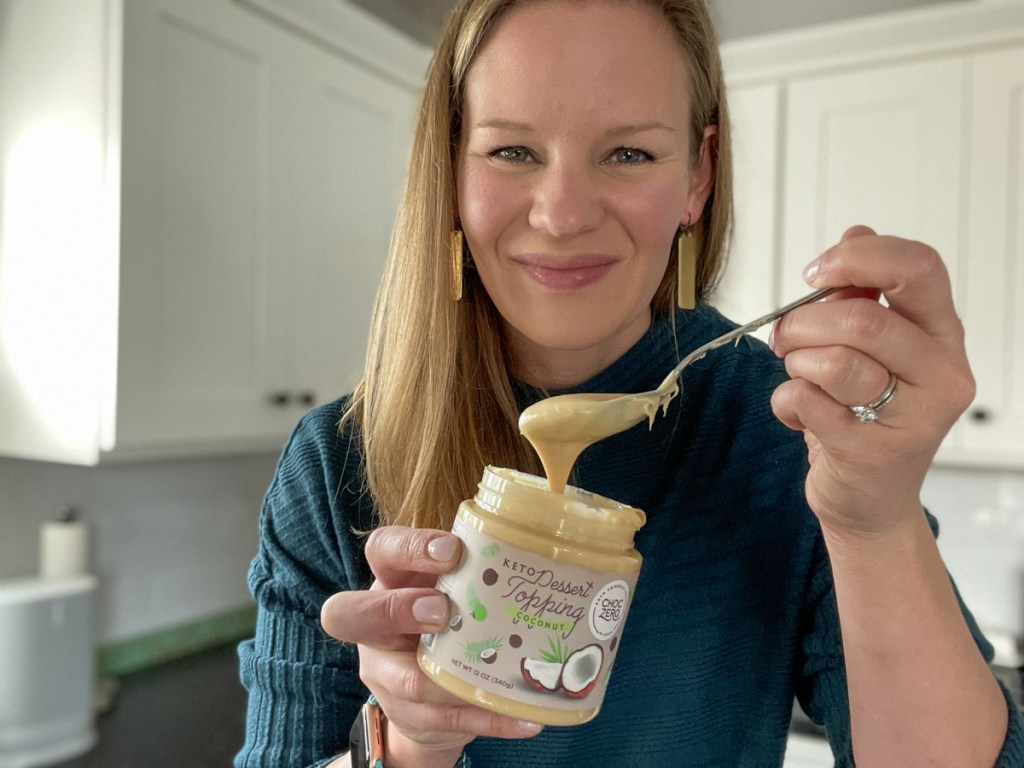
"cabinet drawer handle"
298,391,316,406
968,407,991,423
269,392,291,407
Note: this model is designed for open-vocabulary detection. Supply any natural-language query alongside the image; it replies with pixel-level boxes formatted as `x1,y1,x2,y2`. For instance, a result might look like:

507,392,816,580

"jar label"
420,508,639,711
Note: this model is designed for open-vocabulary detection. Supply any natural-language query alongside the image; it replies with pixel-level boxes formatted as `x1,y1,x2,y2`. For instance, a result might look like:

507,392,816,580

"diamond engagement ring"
849,373,898,424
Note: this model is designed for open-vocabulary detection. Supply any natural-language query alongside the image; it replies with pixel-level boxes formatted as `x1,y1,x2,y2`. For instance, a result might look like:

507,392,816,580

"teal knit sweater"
236,304,1023,767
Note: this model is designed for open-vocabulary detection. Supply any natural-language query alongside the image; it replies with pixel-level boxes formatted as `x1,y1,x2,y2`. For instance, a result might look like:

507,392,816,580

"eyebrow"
473,119,677,136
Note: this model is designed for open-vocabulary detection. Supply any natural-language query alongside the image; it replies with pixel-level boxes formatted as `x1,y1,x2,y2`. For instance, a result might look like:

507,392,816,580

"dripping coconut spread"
416,389,671,726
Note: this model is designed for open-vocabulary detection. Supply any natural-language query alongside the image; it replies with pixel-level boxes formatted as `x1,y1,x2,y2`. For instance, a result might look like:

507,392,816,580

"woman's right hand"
320,526,545,768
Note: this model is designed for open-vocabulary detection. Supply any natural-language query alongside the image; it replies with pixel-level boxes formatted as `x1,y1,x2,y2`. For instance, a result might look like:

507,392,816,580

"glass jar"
417,466,645,726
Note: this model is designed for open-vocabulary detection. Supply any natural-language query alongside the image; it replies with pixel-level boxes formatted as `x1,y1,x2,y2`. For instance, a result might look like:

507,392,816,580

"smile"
513,255,618,292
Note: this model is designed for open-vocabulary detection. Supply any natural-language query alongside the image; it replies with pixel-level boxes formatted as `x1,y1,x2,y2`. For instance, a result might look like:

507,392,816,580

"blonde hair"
343,0,733,530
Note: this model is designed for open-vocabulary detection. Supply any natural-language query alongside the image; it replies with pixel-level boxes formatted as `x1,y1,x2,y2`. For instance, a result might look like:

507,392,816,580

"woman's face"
457,0,714,388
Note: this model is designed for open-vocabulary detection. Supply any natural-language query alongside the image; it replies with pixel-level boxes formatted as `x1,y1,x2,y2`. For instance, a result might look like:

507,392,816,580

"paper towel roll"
40,508,90,578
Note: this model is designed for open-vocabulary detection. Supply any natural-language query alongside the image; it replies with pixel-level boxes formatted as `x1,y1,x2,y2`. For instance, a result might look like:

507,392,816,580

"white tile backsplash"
925,465,1024,659
0,453,278,643
0,453,1019,656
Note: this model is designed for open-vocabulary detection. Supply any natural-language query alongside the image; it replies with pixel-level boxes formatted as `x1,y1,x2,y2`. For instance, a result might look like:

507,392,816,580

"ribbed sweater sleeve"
235,402,372,768
796,512,1024,765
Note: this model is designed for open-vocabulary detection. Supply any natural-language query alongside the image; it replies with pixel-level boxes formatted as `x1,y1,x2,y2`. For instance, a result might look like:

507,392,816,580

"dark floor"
53,643,247,768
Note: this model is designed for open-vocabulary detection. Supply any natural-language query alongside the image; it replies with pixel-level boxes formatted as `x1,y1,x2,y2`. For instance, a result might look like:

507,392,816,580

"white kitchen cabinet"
0,0,426,462
721,1,1024,468
778,51,1024,466
778,56,965,460
778,57,964,303
959,46,1024,464
710,82,781,341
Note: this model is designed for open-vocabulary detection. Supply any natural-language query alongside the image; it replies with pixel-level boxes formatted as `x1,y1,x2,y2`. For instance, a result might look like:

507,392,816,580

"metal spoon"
519,287,840,452
653,285,839,397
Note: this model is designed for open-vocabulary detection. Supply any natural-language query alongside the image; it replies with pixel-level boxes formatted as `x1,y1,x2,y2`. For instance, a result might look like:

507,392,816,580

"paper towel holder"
40,505,91,581
55,505,78,523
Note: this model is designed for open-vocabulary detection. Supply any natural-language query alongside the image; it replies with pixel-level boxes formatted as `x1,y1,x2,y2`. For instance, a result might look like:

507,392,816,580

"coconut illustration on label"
522,642,604,698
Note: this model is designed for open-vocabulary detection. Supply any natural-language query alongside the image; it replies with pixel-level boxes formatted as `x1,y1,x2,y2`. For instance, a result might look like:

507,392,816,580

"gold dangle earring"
451,229,464,301
676,218,697,310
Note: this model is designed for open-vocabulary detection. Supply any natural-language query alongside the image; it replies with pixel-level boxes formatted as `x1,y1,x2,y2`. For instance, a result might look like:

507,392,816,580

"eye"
489,146,534,164
607,147,654,165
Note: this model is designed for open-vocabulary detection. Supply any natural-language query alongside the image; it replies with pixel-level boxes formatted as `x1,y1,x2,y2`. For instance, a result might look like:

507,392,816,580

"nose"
527,159,604,238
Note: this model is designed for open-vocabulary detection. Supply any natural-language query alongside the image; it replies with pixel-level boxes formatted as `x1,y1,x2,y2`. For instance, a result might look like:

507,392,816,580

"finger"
385,698,544,741
773,370,943,451
770,297,945,387
767,284,877,349
821,285,880,304
771,376,906,450
365,527,462,589
803,230,963,344
840,223,876,241
770,382,806,432
783,346,893,408
321,588,451,648
365,651,488,709
363,655,545,743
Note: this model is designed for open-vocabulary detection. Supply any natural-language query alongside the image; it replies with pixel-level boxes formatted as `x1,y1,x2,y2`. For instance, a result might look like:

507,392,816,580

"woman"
236,1,1024,766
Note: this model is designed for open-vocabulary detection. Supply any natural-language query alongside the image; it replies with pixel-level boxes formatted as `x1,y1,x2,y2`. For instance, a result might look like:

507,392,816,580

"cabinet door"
780,57,964,457
117,0,284,450
712,82,781,340
116,0,419,453
0,0,117,463
781,57,964,300
960,47,1024,464
264,43,416,412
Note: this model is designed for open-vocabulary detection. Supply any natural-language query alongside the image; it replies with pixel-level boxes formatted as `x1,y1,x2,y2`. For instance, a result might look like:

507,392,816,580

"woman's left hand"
768,225,976,537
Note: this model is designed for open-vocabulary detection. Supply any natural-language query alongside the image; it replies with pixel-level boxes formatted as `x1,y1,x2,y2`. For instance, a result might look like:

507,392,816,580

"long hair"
343,0,733,530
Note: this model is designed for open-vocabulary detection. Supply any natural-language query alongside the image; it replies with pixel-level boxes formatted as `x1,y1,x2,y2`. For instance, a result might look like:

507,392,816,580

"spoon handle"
658,286,840,391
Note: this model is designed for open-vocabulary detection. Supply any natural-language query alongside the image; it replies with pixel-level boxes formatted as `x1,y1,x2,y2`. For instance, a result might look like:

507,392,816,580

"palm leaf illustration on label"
480,542,500,557
463,636,503,664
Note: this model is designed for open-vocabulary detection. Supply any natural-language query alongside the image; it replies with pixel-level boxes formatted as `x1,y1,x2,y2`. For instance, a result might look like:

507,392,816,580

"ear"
682,124,718,224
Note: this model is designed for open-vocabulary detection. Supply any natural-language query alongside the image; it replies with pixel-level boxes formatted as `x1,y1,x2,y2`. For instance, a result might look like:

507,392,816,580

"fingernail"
412,595,448,625
803,257,821,284
427,535,458,562
517,720,543,734
767,324,776,352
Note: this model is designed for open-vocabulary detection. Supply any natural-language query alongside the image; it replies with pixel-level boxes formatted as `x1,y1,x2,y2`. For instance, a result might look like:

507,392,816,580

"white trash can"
0,576,97,768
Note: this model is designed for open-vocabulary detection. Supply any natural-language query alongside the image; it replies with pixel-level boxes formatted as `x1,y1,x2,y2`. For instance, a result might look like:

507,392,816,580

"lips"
513,254,618,292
